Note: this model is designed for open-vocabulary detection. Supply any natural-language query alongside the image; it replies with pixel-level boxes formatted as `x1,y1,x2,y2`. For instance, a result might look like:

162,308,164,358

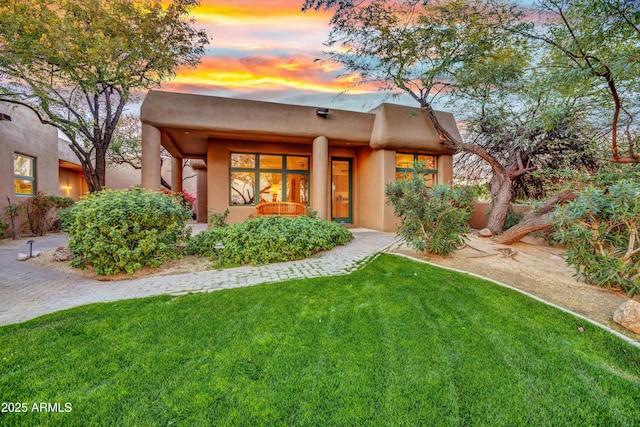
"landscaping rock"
613,300,640,335
17,251,40,261
478,228,493,238
54,246,75,262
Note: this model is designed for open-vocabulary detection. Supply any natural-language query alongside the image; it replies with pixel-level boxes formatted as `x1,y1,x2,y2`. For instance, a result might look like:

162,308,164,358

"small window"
395,153,437,186
14,154,36,196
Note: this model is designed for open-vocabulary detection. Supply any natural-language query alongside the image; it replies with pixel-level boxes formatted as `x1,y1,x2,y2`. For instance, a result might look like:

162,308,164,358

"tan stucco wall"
0,103,59,214
140,92,463,231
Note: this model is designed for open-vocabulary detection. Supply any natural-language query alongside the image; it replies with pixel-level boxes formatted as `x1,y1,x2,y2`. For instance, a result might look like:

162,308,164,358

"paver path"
0,228,400,326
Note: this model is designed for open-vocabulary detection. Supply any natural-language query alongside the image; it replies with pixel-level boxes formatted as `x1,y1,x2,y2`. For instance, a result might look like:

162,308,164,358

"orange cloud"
167,55,382,94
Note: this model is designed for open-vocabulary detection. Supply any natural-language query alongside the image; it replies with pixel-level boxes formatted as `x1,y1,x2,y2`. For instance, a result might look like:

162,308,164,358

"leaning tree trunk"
486,174,513,235
493,190,578,245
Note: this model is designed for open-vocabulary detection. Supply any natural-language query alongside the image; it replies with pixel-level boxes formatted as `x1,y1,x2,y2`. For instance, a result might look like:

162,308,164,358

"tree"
455,71,604,232
516,0,640,163
0,0,209,192
107,113,194,190
302,0,570,233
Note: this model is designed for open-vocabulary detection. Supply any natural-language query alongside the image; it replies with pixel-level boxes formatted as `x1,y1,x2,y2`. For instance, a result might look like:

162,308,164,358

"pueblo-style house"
140,90,461,232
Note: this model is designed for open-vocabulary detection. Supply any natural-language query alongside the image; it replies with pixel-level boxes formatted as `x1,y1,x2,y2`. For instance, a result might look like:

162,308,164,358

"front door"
331,158,352,224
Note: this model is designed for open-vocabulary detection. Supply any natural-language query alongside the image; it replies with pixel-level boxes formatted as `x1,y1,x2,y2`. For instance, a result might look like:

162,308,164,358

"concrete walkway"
0,228,400,326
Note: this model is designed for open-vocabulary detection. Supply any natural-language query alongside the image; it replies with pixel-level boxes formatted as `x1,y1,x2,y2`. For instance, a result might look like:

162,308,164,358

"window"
395,153,437,186
230,153,309,206
14,154,36,196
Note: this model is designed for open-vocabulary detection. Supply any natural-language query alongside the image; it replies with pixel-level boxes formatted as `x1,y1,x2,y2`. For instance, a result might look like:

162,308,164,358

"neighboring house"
0,101,192,222
140,91,462,232
0,102,69,215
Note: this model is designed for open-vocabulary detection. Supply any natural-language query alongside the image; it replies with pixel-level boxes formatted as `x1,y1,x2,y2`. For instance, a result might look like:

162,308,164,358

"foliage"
61,187,192,275
2,255,640,425
0,0,209,191
3,197,21,239
188,216,352,265
16,193,75,236
519,0,640,162
0,219,7,238
386,165,474,255
552,180,640,295
208,209,230,228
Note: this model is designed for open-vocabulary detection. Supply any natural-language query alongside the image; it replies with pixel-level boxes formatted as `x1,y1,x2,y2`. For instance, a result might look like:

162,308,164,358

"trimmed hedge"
61,187,192,275
187,215,352,265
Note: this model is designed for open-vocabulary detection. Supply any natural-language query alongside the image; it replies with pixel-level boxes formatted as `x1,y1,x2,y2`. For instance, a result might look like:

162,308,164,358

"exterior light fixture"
214,242,225,267
316,108,329,118
0,113,12,121
27,239,35,258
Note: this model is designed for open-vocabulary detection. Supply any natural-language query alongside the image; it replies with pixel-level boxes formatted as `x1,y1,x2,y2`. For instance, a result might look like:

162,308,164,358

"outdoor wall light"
316,108,329,118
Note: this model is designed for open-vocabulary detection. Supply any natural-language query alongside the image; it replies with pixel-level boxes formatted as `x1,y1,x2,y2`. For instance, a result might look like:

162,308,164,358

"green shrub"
61,187,192,275
208,208,230,228
386,165,474,256
187,215,352,265
551,180,640,295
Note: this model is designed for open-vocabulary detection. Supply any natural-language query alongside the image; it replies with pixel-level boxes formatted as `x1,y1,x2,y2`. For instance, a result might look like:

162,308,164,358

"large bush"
386,167,474,256
552,180,640,295
61,188,192,275
187,215,352,265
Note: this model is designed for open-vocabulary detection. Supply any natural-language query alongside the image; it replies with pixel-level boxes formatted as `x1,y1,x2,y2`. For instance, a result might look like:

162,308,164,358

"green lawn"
1,254,639,426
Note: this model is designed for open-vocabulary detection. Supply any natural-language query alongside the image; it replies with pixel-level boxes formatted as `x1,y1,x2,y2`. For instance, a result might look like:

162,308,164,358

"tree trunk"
486,174,513,234
493,189,578,244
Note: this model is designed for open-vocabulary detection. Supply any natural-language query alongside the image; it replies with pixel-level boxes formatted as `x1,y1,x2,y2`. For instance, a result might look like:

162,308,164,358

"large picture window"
230,153,309,206
14,153,36,196
395,153,437,186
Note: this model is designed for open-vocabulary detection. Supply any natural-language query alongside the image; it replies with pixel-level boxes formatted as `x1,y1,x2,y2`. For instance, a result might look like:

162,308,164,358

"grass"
1,254,639,426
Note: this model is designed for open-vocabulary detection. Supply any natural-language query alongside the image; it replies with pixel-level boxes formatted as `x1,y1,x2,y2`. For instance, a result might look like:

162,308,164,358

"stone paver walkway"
0,228,400,326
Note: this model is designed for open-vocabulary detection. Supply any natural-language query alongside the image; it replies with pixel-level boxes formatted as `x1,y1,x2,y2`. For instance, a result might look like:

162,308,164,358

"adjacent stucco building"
0,103,66,214
140,91,461,232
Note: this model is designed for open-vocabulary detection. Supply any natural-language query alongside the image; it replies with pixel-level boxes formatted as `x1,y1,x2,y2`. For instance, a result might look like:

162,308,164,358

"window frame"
13,153,36,196
229,153,310,206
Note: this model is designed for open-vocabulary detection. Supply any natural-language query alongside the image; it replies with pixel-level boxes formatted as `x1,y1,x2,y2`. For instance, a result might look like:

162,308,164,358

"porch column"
312,136,329,220
141,123,161,190
171,157,183,193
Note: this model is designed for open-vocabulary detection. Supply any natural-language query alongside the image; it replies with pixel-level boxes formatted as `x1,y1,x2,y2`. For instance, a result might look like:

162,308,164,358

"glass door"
331,158,352,224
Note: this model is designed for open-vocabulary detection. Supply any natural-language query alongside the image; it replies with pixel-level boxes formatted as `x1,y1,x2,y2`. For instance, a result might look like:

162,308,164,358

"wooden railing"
256,202,307,217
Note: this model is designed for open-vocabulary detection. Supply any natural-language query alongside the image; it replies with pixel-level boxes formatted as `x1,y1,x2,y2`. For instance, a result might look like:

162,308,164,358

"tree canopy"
0,0,209,191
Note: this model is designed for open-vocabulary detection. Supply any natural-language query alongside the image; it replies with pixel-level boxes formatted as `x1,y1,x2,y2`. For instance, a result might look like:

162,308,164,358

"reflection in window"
231,172,255,205
260,173,282,203
231,153,255,168
395,153,437,186
230,153,310,206
14,154,36,195
286,174,308,204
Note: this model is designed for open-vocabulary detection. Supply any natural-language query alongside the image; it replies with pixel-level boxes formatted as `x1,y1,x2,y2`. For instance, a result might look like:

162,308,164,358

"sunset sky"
157,0,415,112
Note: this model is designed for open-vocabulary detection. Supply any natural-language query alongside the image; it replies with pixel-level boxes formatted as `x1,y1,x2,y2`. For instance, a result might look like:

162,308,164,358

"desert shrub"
61,187,192,275
19,193,74,236
208,209,230,228
3,197,21,239
0,219,7,238
386,166,474,256
187,215,352,265
551,180,640,295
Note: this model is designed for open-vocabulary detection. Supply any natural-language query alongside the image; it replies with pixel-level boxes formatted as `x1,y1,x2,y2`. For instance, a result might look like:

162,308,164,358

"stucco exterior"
0,103,60,213
140,91,460,231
